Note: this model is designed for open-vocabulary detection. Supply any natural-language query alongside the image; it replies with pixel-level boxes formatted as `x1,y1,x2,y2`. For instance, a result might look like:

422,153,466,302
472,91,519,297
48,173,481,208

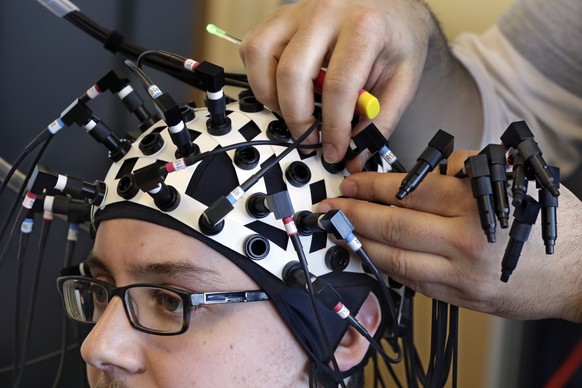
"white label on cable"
171,159,187,172
22,195,36,209
335,304,350,319
48,119,65,134
86,85,101,100
184,59,199,71
148,85,162,99
230,186,245,201
21,219,33,234
67,227,79,242
347,236,362,252
284,221,298,236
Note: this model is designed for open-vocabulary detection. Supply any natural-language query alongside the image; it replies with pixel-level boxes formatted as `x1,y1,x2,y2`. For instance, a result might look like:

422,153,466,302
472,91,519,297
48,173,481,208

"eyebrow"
86,252,222,286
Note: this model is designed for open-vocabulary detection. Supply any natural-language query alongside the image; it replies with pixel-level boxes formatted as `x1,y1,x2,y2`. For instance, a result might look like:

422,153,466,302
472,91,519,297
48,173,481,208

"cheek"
144,304,309,386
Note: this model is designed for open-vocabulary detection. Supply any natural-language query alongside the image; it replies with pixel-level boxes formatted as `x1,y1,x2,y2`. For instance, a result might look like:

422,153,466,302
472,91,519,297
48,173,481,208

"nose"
81,296,145,375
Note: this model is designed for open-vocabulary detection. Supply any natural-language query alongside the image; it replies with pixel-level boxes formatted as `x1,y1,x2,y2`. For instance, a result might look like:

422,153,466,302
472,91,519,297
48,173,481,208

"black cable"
0,136,52,269
124,59,156,90
0,131,51,201
51,318,70,388
201,118,320,227
288,233,346,388
0,344,80,375
52,228,78,388
12,219,32,386
14,215,53,388
352,248,401,343
64,12,202,89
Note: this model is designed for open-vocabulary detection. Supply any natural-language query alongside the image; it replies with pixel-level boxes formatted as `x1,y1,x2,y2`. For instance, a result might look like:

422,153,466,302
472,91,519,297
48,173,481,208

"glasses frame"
56,275,269,336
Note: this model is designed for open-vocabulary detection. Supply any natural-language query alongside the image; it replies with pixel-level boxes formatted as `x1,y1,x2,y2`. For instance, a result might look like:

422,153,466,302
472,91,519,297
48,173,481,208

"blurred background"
0,1,579,387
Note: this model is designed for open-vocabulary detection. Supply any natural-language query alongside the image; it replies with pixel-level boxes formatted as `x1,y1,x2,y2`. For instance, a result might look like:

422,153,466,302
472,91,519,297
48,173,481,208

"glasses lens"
61,279,109,323
125,286,184,333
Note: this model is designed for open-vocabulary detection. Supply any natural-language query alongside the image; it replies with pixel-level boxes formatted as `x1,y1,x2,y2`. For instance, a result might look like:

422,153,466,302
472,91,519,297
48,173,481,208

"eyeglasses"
56,276,269,336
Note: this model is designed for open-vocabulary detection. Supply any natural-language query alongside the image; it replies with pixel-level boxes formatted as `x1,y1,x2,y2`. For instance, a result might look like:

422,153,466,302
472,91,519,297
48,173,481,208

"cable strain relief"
103,29,125,53
38,0,79,18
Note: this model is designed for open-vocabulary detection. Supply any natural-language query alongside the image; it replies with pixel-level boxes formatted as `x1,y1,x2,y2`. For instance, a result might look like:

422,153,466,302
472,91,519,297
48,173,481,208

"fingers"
319,197,472,259
353,232,453,287
338,171,473,217
239,4,299,114
443,150,480,176
275,4,339,145
318,9,383,163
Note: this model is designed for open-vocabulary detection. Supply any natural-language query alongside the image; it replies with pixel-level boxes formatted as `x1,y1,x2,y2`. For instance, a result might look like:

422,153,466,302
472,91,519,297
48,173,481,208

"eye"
92,284,108,304
155,290,183,314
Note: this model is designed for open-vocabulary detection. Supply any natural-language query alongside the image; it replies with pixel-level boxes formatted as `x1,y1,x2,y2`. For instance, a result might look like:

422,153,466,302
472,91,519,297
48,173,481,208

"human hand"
239,0,437,169
317,151,582,322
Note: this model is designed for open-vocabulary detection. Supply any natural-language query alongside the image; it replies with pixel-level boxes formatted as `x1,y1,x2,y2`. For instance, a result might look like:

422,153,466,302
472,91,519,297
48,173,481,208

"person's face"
81,218,310,387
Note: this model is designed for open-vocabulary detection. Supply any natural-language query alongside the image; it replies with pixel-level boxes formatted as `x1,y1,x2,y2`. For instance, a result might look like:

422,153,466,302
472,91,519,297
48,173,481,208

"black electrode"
396,129,454,200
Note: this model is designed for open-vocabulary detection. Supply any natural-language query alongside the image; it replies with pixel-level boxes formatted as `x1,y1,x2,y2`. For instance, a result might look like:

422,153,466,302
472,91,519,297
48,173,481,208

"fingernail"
315,201,332,213
322,144,338,164
339,179,357,197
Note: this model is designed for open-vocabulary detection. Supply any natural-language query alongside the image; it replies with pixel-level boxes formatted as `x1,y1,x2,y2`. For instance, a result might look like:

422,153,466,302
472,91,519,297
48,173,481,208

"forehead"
92,218,257,289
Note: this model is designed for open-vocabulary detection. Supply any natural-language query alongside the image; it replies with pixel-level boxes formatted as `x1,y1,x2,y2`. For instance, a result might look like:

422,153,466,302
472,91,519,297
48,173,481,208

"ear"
332,292,382,371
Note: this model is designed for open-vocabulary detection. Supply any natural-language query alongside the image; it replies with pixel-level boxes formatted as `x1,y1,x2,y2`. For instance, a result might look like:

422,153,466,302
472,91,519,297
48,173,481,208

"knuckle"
378,213,402,245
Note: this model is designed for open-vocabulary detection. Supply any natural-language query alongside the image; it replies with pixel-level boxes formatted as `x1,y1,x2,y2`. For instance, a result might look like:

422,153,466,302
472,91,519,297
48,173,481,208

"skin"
81,219,310,387
318,151,582,323
80,218,382,387
239,0,483,171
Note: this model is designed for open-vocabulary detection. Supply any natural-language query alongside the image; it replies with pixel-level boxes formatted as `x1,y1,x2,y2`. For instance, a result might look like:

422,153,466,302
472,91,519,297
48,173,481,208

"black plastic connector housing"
132,163,168,192
351,123,387,155
509,150,531,207
479,144,510,228
396,129,454,200
60,99,93,127
62,176,107,206
319,210,355,240
293,210,322,236
203,196,235,227
500,195,541,282
28,165,59,195
193,61,225,93
501,121,559,197
49,196,92,224
464,154,497,243
85,116,131,161
153,93,183,127
537,166,560,254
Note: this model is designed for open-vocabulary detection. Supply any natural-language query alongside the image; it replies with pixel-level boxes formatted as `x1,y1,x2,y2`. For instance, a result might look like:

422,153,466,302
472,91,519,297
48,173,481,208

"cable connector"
500,121,560,197
500,195,541,282
94,69,158,131
194,61,231,135
245,191,294,220
45,195,92,224
396,129,454,200
537,166,559,254
508,149,531,207
59,99,93,127
350,123,406,172
151,93,195,157
464,154,497,243
479,144,510,228
132,163,179,212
